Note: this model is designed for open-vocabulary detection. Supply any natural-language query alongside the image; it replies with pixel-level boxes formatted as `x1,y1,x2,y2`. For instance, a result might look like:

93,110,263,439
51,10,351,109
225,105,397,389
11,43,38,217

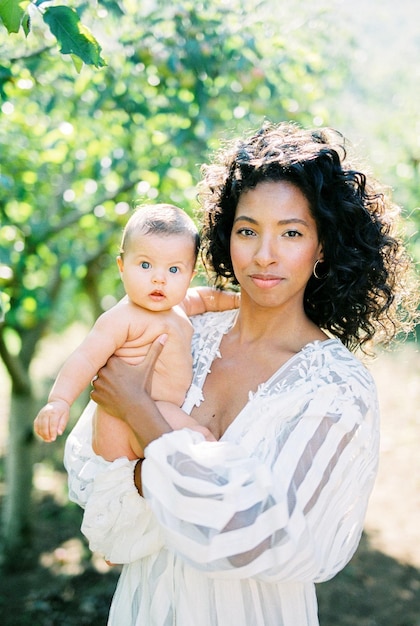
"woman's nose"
254,236,276,266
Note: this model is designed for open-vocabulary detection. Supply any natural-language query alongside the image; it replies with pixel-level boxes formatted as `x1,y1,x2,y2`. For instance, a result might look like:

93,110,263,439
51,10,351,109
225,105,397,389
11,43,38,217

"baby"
34,204,239,460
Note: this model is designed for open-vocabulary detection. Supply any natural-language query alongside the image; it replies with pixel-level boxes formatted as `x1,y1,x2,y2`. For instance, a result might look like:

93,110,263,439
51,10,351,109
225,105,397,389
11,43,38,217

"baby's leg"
157,401,216,441
92,406,143,461
93,402,215,462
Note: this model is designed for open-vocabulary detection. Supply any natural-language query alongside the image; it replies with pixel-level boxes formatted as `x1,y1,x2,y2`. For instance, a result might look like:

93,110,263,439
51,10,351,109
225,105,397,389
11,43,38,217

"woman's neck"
232,299,327,352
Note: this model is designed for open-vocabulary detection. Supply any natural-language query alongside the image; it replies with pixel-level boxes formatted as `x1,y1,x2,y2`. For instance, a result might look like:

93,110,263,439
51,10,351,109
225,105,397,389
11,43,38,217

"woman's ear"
317,245,324,262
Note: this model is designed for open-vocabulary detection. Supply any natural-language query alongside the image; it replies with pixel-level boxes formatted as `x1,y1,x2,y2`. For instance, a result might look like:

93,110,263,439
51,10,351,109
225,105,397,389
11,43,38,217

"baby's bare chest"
116,307,193,362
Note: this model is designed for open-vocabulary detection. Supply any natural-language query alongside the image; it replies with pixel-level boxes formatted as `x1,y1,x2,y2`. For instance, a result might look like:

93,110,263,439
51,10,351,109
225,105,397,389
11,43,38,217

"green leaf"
0,64,12,99
71,53,83,73
42,6,106,68
21,9,29,36
0,0,30,34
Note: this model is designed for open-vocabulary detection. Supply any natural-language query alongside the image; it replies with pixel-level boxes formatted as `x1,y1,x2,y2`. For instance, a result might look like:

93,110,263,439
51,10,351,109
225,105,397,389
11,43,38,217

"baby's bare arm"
34,344,108,443
48,315,127,406
182,286,240,316
34,304,143,442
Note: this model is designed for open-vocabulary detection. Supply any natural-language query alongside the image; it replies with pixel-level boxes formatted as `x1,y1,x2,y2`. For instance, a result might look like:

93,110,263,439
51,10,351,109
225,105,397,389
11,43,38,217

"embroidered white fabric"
64,310,379,626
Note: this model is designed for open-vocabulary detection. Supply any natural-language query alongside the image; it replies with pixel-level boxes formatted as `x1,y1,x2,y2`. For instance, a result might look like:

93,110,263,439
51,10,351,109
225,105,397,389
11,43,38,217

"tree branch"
9,46,53,63
0,328,31,395
37,178,142,241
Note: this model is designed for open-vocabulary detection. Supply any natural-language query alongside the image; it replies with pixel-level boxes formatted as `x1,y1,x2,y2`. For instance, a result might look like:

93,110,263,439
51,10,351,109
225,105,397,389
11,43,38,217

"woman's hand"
90,334,172,449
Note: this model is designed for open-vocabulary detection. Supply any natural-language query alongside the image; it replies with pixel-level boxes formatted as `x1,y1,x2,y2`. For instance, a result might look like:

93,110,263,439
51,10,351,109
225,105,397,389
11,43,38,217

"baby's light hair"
120,203,200,261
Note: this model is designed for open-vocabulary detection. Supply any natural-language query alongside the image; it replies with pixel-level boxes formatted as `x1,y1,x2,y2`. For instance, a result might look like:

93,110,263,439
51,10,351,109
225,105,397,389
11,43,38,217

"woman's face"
230,181,323,311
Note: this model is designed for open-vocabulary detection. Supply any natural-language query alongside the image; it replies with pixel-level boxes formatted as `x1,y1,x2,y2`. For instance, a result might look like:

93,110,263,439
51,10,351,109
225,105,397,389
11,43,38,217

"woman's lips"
250,274,283,289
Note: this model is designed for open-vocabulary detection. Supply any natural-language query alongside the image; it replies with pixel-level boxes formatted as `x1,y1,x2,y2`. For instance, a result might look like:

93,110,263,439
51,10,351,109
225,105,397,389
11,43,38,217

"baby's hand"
34,400,70,442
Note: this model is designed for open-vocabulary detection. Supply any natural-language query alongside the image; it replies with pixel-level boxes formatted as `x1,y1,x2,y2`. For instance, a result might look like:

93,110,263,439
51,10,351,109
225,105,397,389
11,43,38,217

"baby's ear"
116,255,124,275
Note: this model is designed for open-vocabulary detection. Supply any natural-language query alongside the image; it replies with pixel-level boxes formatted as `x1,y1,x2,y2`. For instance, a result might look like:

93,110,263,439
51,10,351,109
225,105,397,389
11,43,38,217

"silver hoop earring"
313,259,327,280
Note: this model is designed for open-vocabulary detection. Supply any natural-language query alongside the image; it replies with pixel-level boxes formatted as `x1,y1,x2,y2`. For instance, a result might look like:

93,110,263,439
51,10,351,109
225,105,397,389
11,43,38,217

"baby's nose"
152,271,166,284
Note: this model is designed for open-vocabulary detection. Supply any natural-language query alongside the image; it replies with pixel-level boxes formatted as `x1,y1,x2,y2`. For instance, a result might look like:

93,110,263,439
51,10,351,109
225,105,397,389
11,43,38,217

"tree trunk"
1,390,35,570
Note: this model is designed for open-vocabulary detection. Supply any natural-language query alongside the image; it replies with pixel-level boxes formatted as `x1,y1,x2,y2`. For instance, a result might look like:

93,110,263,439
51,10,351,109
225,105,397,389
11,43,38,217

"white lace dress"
64,310,379,626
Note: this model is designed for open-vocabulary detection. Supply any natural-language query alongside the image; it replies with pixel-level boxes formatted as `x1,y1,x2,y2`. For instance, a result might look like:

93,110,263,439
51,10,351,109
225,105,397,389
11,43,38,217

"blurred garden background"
1,0,419,624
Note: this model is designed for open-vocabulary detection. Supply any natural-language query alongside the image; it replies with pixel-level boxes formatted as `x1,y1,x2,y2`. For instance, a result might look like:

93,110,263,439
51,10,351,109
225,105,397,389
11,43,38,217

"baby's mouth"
150,290,165,299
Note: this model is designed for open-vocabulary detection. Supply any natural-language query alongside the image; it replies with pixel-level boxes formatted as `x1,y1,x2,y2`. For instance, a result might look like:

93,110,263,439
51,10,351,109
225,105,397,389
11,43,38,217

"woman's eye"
284,230,301,238
169,266,179,274
237,227,255,237
141,261,151,269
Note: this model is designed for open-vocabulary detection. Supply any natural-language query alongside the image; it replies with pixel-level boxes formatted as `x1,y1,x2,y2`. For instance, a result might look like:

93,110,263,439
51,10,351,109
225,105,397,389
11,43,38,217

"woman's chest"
190,361,248,438
190,345,293,440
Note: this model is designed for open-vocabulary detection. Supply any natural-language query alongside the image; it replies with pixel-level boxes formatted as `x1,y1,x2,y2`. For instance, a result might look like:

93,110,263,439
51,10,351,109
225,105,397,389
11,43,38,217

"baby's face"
117,232,196,311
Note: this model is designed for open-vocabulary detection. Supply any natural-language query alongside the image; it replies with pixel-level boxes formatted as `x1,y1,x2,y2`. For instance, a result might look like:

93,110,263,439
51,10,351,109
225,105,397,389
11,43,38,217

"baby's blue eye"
141,261,151,269
169,266,179,274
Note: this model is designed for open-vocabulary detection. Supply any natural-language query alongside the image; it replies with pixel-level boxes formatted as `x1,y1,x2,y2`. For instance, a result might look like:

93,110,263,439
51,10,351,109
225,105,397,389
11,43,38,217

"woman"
65,123,418,626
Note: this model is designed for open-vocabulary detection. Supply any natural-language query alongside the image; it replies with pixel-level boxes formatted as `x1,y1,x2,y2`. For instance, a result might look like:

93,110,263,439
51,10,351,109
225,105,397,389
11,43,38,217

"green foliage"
0,1,346,554
0,0,106,69
1,0,340,372
43,6,106,69
320,0,420,265
1,0,417,372
0,0,30,34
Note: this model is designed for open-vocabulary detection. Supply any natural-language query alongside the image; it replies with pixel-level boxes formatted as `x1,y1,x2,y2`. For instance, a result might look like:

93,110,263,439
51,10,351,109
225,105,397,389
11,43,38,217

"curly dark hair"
198,122,418,351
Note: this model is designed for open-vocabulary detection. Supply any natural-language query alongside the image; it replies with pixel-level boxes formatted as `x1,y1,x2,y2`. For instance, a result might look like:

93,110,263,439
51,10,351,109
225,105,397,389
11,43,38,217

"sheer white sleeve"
64,401,165,564
142,313,379,583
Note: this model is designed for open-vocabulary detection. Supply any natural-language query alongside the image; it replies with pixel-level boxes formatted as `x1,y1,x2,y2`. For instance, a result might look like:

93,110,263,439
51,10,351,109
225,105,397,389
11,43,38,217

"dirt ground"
0,342,419,625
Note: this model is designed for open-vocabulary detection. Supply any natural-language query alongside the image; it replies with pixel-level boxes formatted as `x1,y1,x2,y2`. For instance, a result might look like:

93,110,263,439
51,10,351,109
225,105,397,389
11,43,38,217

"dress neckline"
218,336,341,442
186,310,341,435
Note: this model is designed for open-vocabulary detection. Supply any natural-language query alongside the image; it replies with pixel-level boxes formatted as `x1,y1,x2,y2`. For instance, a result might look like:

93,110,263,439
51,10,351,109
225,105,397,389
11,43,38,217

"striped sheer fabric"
65,310,379,626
